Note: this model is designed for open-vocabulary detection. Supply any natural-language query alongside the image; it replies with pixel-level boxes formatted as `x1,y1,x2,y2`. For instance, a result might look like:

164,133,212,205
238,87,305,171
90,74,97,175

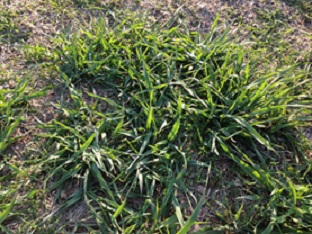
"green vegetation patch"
0,74,49,233
22,12,312,233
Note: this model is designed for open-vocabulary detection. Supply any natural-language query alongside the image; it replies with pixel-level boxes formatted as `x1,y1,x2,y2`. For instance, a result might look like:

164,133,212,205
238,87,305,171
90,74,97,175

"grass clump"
0,80,26,232
0,76,35,232
0,77,30,155
26,12,312,233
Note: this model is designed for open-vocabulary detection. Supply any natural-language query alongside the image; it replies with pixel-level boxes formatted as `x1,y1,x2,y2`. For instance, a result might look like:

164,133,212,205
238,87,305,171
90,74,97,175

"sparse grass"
0,74,48,233
1,0,312,233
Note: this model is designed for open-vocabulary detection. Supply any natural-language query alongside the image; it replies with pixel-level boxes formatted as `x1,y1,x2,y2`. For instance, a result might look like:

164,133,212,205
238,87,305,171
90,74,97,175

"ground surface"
0,0,312,233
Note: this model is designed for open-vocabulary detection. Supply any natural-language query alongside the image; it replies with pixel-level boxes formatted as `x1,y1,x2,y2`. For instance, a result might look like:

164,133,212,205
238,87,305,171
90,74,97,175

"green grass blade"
0,194,16,224
177,196,205,234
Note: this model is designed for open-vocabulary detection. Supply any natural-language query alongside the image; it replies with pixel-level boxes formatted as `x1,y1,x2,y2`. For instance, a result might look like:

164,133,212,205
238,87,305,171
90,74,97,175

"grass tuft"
23,12,312,232
1,0,311,232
